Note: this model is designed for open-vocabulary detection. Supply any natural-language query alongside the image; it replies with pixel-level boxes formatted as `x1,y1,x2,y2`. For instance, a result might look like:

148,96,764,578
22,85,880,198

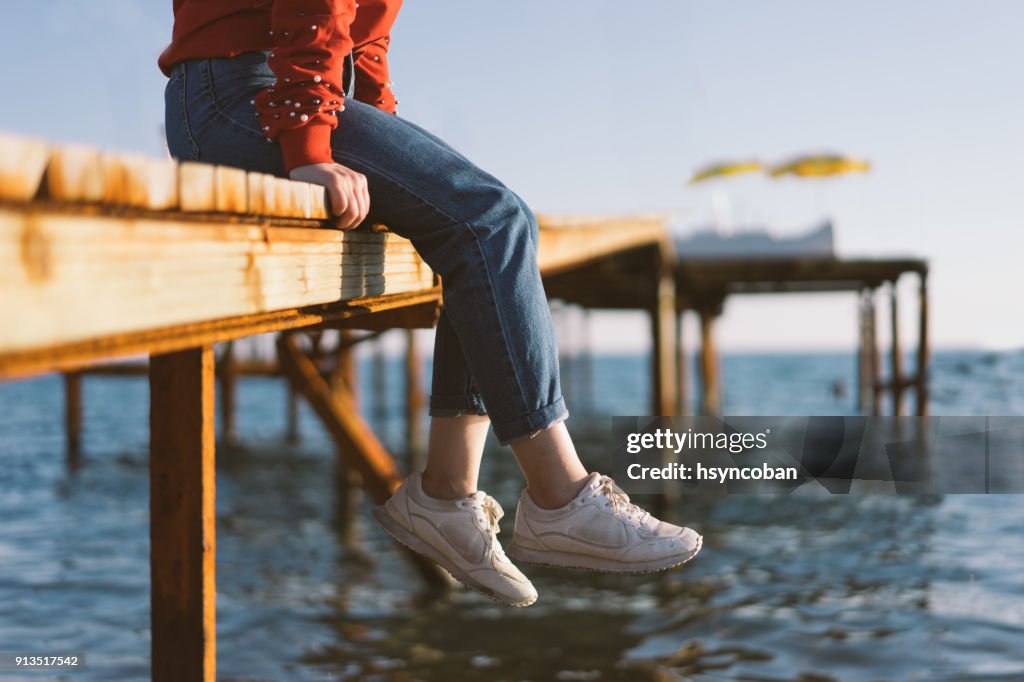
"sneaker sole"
371,505,538,608
505,534,703,574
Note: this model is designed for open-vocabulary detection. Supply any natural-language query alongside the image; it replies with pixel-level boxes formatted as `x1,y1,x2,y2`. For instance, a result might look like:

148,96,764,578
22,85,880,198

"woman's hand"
289,163,370,230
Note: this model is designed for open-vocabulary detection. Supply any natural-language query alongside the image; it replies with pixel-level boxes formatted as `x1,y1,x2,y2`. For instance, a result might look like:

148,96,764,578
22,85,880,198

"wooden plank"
149,346,216,682
272,178,293,218
0,287,442,379
214,166,248,214
246,172,268,215
290,180,313,219
111,154,178,210
0,209,435,354
179,162,216,212
0,132,48,201
47,145,104,203
309,185,328,219
537,216,670,276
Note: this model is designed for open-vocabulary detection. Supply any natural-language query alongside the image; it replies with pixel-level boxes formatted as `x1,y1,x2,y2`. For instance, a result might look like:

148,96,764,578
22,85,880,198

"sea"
1,347,1023,681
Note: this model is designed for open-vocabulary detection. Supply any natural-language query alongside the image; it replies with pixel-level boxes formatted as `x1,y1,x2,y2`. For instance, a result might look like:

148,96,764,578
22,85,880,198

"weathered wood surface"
0,209,434,357
0,133,48,201
0,132,683,380
536,214,671,276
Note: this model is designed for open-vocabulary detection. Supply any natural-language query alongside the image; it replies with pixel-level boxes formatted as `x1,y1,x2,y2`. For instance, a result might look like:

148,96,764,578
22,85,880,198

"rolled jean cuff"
429,393,488,418
492,397,570,446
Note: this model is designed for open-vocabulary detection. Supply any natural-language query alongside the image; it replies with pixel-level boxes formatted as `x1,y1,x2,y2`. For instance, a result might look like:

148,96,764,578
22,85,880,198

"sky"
1,1,1021,352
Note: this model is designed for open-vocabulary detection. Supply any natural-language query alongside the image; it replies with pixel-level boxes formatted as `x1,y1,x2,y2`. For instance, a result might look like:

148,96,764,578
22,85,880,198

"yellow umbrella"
688,160,763,184
770,154,870,178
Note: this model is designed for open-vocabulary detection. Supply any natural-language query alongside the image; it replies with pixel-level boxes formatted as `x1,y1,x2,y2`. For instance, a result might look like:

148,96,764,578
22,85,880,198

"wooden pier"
673,256,930,416
0,132,683,681
0,130,931,680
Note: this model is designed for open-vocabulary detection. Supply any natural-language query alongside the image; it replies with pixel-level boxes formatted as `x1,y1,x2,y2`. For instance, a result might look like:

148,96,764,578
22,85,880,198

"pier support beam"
64,371,82,471
149,346,216,682
697,304,722,416
276,332,449,586
858,289,880,415
216,341,239,445
650,248,678,416
330,330,363,546
278,333,400,501
916,273,930,416
405,329,425,470
889,281,905,416
675,310,689,416
285,380,300,444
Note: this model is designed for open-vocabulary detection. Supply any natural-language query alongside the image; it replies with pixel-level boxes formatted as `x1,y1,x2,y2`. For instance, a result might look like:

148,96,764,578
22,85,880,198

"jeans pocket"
204,53,276,132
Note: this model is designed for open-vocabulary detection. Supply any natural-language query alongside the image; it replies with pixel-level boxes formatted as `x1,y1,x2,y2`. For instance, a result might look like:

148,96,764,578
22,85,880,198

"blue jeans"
164,52,568,444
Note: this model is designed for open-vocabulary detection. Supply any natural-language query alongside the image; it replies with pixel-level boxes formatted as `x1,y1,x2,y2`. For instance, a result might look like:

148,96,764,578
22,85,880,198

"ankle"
526,474,589,510
420,470,475,500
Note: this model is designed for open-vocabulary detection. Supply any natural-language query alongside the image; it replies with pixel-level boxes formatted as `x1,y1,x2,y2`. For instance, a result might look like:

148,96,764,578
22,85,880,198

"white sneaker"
506,472,702,573
372,472,538,607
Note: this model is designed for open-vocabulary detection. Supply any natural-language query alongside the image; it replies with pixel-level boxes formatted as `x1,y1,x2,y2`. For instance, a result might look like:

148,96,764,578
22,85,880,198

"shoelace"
598,475,652,526
477,494,512,559
480,494,504,536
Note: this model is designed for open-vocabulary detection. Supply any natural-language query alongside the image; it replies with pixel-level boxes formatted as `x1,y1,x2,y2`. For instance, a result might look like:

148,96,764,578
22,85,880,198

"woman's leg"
420,310,490,499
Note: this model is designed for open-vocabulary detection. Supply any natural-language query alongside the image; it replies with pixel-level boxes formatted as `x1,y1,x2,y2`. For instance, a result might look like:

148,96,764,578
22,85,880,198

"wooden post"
649,246,678,517
405,329,424,471
889,281,904,416
857,289,880,415
675,310,688,416
916,272,930,416
334,330,359,406
650,247,677,416
857,290,870,413
217,341,239,445
371,337,387,422
698,307,721,416
579,309,594,414
64,371,82,471
868,289,880,416
331,330,363,546
149,346,216,682
278,333,402,503
276,332,449,586
285,382,300,444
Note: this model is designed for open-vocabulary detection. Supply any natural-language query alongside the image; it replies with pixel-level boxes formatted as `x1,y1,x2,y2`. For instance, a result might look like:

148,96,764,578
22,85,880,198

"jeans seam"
177,68,200,161
199,60,270,144
463,222,533,419
338,151,535,422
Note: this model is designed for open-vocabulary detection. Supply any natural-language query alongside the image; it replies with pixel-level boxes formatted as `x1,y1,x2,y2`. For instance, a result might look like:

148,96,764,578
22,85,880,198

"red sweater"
159,0,402,172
